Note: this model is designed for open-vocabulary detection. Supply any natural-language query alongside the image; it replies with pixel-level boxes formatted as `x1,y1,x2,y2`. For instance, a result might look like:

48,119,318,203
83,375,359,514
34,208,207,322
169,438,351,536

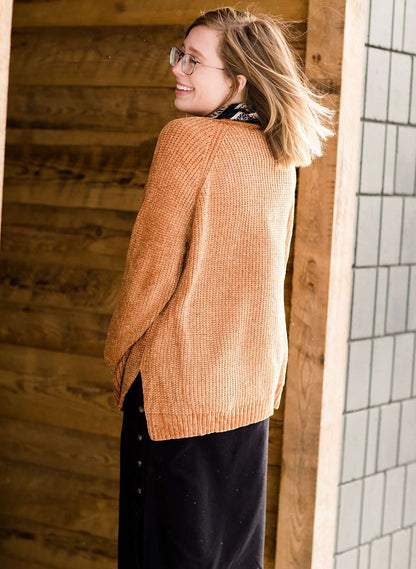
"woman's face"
172,25,245,116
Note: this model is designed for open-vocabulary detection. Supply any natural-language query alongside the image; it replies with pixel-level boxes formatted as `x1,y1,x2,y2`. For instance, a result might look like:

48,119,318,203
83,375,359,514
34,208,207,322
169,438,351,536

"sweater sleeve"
104,119,219,375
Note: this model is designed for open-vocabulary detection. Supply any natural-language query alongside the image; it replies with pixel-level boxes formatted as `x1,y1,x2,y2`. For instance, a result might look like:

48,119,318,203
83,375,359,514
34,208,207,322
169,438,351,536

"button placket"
136,403,145,497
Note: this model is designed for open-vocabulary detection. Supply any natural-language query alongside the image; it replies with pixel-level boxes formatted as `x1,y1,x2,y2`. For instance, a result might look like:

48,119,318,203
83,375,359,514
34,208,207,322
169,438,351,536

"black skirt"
118,371,269,569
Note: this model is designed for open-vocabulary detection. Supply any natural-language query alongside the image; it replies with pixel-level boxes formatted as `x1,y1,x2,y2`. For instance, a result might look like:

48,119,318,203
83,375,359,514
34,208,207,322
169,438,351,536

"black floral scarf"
207,102,261,124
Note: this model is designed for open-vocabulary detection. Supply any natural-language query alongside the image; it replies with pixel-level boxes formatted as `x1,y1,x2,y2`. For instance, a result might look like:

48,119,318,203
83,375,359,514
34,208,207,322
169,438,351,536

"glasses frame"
169,46,225,75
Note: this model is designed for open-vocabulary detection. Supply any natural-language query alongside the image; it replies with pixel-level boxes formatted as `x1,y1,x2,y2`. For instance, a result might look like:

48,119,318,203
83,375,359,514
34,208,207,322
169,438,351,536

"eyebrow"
181,43,206,61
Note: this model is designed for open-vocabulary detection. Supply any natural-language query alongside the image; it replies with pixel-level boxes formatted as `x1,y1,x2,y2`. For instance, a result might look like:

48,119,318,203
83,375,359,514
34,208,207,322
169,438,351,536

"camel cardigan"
104,116,296,441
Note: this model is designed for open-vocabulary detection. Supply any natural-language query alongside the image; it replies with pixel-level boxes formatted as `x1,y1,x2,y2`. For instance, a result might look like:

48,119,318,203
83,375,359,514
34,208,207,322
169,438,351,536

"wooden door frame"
275,1,367,568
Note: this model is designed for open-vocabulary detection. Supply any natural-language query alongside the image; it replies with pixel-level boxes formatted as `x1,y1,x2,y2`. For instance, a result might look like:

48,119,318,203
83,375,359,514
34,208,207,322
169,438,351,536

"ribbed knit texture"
104,116,297,441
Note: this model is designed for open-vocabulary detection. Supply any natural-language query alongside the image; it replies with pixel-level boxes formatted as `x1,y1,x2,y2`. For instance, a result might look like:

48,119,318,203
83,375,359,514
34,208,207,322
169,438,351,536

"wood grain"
275,1,367,569
0,459,118,539
0,202,135,270
12,0,307,27
7,85,179,133
0,343,120,437
9,24,306,87
0,515,117,569
4,142,149,211
1,1,309,568
0,416,119,480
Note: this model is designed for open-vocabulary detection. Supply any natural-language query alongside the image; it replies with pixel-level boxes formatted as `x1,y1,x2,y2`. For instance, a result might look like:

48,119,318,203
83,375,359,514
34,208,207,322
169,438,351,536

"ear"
236,74,247,94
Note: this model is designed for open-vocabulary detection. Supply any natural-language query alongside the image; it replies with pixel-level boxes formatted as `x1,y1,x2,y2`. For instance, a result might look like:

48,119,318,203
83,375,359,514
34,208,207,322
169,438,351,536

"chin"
174,102,198,116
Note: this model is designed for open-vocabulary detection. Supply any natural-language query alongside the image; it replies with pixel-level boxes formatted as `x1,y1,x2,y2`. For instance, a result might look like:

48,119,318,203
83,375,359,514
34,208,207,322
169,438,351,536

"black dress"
118,370,270,569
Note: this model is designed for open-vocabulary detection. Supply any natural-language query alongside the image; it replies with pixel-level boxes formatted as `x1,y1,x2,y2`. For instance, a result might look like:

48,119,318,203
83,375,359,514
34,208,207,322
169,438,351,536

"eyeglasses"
169,46,225,75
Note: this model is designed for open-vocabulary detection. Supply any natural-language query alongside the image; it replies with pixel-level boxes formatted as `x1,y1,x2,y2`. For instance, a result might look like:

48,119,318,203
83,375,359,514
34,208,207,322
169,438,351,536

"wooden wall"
0,0,14,233
0,1,307,567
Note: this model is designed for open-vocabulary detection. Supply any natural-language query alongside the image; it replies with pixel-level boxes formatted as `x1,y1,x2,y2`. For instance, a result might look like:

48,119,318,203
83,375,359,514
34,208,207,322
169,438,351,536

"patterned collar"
207,103,261,124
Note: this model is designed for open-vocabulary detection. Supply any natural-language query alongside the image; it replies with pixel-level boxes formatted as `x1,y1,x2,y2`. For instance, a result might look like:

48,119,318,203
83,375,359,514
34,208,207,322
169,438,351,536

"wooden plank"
12,0,307,27
7,85,179,133
0,258,122,313
0,515,116,569
0,416,119,480
265,466,282,569
10,25,187,88
0,202,135,270
0,555,52,569
274,1,367,569
0,459,118,539
0,343,120,437
5,127,157,146
8,25,306,87
265,510,280,569
0,0,14,236
0,301,109,355
4,142,149,211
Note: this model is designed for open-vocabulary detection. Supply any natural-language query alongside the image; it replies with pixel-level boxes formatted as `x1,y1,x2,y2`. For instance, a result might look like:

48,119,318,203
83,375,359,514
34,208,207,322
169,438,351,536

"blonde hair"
185,6,336,167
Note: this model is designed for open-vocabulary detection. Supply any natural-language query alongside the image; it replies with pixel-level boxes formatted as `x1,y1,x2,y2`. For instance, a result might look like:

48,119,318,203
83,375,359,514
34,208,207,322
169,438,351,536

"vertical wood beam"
0,0,14,241
275,1,367,568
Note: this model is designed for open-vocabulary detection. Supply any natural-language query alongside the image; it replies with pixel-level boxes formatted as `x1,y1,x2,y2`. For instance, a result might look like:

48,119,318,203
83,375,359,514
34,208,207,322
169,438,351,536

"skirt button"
139,405,144,413
138,434,143,441
138,460,143,468
137,487,142,494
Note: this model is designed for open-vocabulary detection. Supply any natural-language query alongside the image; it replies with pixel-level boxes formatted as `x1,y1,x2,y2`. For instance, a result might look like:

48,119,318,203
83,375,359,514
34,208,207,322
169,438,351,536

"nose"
172,59,185,77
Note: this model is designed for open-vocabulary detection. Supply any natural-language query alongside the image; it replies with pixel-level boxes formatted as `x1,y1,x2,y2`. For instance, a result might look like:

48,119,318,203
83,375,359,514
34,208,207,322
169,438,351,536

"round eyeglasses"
169,46,225,76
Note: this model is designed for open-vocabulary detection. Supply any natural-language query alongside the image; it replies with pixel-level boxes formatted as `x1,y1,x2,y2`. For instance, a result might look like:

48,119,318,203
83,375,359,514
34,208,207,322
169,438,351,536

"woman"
104,7,334,569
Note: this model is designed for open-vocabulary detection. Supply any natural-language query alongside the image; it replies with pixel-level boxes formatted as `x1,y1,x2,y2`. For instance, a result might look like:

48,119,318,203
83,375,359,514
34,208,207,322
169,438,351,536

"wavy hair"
185,6,336,167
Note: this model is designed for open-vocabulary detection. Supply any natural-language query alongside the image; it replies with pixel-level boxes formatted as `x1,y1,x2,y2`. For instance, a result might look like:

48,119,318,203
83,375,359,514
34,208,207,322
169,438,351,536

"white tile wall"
391,334,415,401
390,528,412,569
383,124,397,194
374,268,388,335
370,337,393,406
369,0,393,47
386,266,409,333
395,127,416,195
356,196,382,265
404,0,416,53
410,57,416,124
408,267,416,330
379,197,403,265
337,480,363,551
411,526,416,569
398,398,416,464
342,410,368,482
361,473,385,543
334,0,416,564
403,463,416,525
336,548,359,569
382,467,405,533
388,53,411,123
377,403,400,470
358,544,370,569
365,48,390,120
402,198,416,263
369,535,391,569
346,340,372,411
360,122,386,194
351,268,377,338
392,0,406,51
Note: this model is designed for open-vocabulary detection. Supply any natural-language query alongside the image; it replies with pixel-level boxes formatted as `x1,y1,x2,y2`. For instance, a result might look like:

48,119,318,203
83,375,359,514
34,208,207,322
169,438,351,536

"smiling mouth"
176,83,194,92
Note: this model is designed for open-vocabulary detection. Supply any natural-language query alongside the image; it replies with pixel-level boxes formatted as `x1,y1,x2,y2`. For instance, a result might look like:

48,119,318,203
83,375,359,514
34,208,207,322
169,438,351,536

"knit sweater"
104,116,297,441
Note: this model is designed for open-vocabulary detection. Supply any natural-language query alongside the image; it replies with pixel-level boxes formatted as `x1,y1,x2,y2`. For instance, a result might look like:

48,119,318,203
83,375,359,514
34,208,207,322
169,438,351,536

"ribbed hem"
144,398,275,441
